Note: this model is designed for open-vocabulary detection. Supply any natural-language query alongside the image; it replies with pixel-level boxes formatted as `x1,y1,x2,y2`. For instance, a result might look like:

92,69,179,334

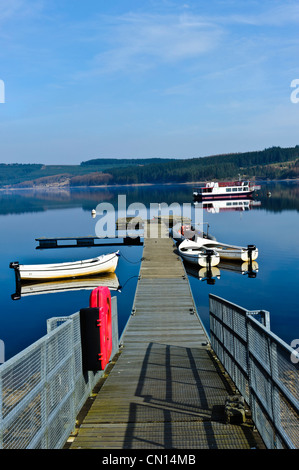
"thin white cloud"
76,12,224,78
213,2,299,27
0,0,43,22
0,0,24,21
248,2,299,26
72,1,299,82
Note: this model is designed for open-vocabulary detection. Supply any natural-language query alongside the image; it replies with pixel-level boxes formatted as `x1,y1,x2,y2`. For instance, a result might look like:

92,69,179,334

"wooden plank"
69,221,264,450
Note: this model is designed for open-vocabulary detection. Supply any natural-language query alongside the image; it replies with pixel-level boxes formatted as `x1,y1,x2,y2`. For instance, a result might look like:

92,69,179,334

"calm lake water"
0,181,298,361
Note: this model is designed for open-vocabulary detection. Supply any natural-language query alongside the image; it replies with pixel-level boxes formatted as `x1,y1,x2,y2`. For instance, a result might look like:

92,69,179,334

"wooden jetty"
69,220,264,449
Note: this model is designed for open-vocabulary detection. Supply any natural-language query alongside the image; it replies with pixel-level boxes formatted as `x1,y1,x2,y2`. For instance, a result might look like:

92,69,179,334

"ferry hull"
193,191,254,200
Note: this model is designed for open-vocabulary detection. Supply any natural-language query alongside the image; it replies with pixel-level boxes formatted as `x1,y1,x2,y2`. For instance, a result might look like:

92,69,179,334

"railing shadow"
123,342,257,449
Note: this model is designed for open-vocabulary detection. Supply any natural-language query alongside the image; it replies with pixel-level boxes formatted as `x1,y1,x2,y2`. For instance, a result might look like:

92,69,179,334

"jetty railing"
0,297,118,449
209,294,299,449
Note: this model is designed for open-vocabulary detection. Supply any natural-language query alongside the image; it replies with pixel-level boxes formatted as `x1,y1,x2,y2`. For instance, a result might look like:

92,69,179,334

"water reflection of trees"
0,185,192,215
0,182,298,215
0,188,114,215
255,182,299,213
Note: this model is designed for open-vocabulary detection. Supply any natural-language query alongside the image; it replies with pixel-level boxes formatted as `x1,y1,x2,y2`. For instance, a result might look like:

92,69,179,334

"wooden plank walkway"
69,221,264,450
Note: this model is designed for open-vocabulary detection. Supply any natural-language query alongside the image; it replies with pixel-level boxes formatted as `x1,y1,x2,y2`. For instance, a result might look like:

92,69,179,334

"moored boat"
171,222,216,242
178,239,220,267
193,180,261,200
193,235,258,262
10,251,120,281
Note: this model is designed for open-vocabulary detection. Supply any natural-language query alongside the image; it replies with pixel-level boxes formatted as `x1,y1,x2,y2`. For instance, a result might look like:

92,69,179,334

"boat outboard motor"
9,262,21,300
205,249,214,271
247,245,256,264
9,261,20,280
247,245,256,277
9,261,19,270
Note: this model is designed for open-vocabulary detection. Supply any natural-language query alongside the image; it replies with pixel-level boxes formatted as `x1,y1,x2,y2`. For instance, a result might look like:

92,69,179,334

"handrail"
209,294,299,449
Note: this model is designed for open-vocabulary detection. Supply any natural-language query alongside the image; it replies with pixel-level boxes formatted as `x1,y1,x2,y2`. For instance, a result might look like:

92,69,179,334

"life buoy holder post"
80,286,112,371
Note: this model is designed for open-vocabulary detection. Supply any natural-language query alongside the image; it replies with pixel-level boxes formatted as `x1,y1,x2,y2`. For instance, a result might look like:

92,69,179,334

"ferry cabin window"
243,187,248,191
238,188,242,191
226,188,231,192
232,188,238,192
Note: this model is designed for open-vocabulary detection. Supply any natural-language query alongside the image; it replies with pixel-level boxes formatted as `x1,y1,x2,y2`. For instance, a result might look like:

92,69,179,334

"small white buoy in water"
91,209,96,218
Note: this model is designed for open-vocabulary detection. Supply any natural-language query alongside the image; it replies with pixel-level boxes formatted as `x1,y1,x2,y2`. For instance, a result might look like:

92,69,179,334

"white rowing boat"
193,235,258,262
10,251,120,281
178,239,220,267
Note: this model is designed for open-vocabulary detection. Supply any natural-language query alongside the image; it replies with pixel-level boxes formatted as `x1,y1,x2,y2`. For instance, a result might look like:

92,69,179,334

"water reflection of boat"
11,273,121,300
184,258,258,284
185,264,220,285
219,260,259,278
195,199,261,213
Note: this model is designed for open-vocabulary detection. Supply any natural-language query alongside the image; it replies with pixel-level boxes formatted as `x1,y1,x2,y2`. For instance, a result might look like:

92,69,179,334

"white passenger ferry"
193,180,261,200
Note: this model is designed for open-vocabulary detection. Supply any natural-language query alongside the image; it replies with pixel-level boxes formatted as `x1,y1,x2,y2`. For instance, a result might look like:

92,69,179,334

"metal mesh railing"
0,297,118,449
209,294,299,449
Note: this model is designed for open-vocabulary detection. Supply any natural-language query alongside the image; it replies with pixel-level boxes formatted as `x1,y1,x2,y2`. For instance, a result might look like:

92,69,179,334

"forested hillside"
77,145,299,185
1,145,298,187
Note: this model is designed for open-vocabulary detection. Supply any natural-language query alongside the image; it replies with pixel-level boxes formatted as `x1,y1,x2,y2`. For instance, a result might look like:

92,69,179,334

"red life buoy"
89,286,112,370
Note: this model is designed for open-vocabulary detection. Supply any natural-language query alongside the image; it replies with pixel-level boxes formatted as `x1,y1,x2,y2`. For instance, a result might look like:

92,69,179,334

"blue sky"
0,0,299,164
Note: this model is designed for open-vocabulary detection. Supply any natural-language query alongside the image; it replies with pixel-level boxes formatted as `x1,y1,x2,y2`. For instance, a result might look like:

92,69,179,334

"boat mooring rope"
119,252,144,264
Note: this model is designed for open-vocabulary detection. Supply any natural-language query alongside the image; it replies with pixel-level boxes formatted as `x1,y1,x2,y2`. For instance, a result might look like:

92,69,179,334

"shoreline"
1,178,298,191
